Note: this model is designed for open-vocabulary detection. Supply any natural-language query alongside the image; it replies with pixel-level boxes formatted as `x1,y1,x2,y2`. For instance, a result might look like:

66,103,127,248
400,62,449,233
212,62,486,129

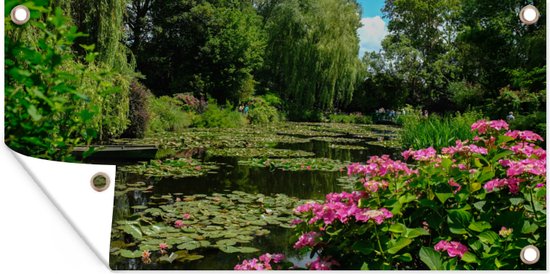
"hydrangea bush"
235,120,546,270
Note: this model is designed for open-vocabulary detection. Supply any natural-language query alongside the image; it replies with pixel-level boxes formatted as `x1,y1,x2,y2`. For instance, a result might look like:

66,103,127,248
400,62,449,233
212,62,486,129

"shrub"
237,120,546,270
147,96,193,134
329,113,373,124
123,81,151,138
192,99,247,128
248,97,281,124
400,111,482,150
448,81,485,111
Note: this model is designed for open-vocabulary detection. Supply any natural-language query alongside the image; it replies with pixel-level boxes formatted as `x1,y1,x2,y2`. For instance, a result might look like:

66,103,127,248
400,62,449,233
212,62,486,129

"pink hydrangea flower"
434,240,468,258
471,120,509,134
484,178,523,194
363,180,389,193
500,158,546,177
293,232,320,249
442,140,488,156
354,208,393,224
259,253,285,265
402,147,437,161
234,258,266,270
505,130,544,142
307,257,340,270
509,142,546,158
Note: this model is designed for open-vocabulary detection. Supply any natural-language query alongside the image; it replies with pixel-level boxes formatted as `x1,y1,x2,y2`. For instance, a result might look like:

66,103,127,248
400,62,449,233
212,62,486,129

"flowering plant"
236,120,546,270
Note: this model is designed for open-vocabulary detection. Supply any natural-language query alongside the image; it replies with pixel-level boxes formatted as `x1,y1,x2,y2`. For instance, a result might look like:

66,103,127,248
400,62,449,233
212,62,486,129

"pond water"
109,123,400,270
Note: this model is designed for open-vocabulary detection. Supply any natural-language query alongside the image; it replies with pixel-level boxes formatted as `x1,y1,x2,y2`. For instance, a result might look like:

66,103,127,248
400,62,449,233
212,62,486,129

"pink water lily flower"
174,219,186,228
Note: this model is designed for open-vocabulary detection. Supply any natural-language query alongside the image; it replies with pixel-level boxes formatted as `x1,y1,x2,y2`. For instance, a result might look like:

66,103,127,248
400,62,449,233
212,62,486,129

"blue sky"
357,0,387,56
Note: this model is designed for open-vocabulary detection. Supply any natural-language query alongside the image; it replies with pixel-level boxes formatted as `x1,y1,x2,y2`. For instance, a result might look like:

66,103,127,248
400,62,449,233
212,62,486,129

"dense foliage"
5,2,119,159
399,110,482,150
236,120,546,270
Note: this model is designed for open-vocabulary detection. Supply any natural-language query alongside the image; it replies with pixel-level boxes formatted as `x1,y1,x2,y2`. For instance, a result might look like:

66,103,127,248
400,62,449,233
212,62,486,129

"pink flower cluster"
362,179,389,193
505,130,544,142
442,140,488,156
499,158,546,177
294,194,393,226
348,155,415,178
234,253,286,270
307,257,340,270
483,178,522,194
354,208,393,224
402,147,437,161
434,240,468,258
471,120,509,134
293,231,320,249
509,142,546,158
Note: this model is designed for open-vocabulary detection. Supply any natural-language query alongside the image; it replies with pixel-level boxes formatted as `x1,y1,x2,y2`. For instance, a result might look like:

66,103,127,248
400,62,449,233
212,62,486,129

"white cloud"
357,16,388,57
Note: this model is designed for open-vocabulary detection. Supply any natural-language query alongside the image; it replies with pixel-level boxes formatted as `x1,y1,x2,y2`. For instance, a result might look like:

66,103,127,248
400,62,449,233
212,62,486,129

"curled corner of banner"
9,148,116,267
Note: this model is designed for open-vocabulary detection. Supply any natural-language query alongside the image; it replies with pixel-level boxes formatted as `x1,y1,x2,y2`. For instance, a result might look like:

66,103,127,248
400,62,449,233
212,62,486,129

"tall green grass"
399,111,483,150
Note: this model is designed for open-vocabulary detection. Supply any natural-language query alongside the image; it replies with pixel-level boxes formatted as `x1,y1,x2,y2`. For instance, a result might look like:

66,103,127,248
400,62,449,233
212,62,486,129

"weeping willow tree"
50,0,136,140
265,0,363,118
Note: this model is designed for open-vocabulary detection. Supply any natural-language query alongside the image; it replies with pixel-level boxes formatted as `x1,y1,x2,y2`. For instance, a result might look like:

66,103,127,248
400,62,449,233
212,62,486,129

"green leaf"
404,228,430,238
461,252,479,264
468,221,491,232
159,252,179,263
386,237,412,254
389,223,407,234
121,224,143,240
395,253,413,262
449,226,468,235
436,192,453,204
478,231,499,245
419,247,444,270
27,105,42,121
448,209,472,227
119,249,142,259
352,240,374,255
473,201,486,212
441,158,453,169
360,262,369,270
521,221,538,234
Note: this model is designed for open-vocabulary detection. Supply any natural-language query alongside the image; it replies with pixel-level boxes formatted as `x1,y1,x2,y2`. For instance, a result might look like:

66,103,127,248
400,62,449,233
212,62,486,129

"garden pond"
108,122,401,270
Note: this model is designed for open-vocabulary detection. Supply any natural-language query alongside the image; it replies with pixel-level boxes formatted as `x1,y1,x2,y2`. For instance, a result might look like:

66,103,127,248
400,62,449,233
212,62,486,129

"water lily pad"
177,241,202,251
119,249,143,258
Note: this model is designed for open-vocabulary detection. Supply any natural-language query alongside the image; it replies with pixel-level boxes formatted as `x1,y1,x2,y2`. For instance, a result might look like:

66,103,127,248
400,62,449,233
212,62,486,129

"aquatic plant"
110,191,308,264
119,158,219,178
239,158,348,172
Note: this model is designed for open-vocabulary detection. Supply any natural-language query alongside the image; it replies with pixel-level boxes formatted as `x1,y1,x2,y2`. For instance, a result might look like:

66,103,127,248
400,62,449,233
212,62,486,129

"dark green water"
110,139,398,270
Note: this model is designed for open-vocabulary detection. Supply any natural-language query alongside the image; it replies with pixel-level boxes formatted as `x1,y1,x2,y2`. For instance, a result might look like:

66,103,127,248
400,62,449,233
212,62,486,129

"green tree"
380,0,462,110
263,0,363,118
137,0,266,104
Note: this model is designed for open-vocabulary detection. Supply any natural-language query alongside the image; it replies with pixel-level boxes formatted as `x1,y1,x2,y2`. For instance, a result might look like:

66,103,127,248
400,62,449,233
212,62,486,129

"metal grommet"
520,245,540,265
519,5,540,25
91,172,111,192
10,5,30,25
